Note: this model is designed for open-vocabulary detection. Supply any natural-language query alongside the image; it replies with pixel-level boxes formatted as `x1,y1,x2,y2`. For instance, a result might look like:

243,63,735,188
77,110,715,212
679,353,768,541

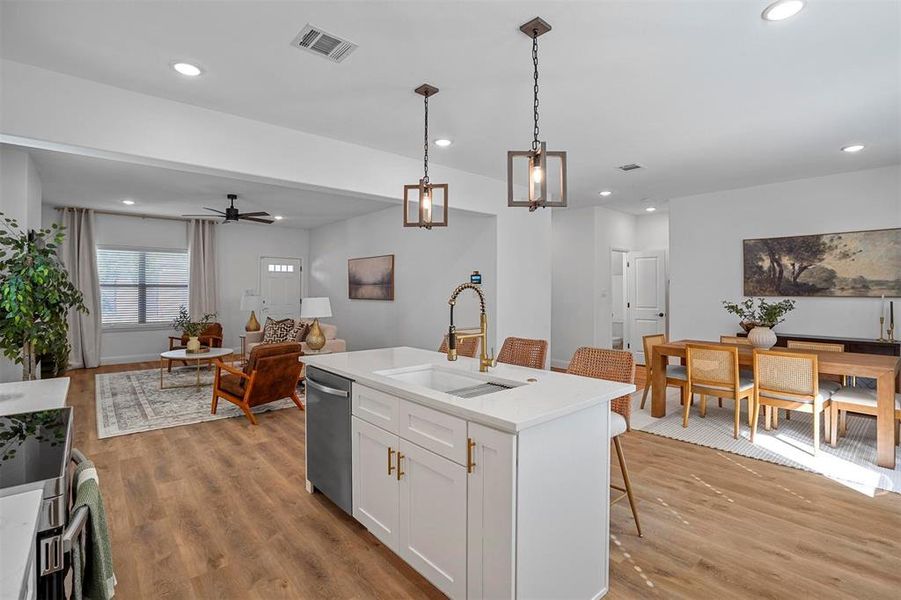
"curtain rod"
55,207,216,223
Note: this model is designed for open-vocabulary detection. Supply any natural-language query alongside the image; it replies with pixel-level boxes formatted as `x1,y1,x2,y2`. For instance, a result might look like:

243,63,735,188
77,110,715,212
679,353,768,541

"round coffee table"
160,347,234,389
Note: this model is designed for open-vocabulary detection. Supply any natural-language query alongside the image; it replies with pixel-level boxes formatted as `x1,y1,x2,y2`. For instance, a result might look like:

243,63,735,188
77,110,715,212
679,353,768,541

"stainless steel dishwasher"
305,366,353,515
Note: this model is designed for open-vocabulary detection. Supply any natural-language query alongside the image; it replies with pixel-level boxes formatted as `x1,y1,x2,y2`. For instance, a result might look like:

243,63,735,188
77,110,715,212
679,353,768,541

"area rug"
95,367,303,438
629,389,900,496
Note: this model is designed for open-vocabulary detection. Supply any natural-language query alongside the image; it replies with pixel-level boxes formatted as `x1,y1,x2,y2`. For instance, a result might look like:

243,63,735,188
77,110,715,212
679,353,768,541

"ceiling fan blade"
238,211,271,217
240,216,275,224
203,207,227,215
181,214,219,217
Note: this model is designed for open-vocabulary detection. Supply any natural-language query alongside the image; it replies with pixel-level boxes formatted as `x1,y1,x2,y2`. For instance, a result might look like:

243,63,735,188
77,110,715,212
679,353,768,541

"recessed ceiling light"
121,200,135,205
434,139,452,147
761,0,805,22
599,190,612,197
172,62,202,77
645,206,657,213
841,144,865,153
273,215,284,220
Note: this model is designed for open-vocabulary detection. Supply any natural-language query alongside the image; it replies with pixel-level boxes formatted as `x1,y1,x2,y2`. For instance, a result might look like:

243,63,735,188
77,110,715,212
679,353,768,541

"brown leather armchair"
166,322,224,372
211,342,304,425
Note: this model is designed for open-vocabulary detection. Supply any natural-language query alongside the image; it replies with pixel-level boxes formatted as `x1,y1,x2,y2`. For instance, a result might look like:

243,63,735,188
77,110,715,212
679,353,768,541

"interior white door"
398,439,467,599
467,424,516,600
627,249,667,364
351,416,400,550
259,256,301,320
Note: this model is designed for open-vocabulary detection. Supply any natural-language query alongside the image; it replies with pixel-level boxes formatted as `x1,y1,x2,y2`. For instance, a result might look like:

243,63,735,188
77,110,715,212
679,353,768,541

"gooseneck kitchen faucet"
446,281,494,372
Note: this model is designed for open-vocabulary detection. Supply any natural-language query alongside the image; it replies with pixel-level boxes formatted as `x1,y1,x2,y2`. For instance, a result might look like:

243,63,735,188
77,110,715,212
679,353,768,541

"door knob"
658,312,665,317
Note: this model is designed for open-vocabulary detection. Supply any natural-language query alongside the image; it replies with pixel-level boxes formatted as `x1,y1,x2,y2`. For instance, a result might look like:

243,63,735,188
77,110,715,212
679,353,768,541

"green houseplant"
171,305,216,353
722,297,796,349
0,213,87,380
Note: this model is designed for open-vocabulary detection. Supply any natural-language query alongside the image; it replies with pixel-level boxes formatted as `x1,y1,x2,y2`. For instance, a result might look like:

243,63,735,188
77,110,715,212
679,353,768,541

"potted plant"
171,305,216,353
0,213,87,380
722,297,796,349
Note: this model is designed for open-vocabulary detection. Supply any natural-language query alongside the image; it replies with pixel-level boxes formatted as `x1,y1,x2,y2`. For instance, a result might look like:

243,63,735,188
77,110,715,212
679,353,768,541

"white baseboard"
101,353,161,365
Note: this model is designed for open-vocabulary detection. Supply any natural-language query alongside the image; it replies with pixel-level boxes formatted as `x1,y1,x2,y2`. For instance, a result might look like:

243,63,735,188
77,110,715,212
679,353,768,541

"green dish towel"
72,458,117,600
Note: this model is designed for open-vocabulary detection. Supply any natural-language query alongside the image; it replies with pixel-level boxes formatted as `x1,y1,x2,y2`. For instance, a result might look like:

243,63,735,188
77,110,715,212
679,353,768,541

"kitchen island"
303,347,634,600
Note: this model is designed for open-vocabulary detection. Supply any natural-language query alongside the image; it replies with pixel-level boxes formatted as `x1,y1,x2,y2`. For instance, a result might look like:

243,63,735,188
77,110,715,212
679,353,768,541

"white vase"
186,336,201,353
748,326,777,350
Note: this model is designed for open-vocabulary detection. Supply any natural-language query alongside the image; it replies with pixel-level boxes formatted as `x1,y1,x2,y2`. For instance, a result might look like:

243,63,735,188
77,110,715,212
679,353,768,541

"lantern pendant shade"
404,83,448,229
507,142,567,210
404,178,448,229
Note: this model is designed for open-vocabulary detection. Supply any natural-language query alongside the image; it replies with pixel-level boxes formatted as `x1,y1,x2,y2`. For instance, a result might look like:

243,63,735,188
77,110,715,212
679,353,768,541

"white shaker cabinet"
351,416,399,549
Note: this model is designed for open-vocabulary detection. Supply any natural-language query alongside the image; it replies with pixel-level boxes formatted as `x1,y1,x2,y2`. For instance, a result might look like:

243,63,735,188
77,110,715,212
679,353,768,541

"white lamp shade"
300,297,332,319
240,293,261,311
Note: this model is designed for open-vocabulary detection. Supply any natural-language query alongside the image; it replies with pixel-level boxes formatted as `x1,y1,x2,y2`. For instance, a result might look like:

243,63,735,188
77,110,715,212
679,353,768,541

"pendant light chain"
423,93,430,184
531,28,540,152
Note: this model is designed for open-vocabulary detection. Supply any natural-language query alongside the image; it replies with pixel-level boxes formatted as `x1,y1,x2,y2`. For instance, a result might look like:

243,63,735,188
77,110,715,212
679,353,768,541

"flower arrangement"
722,297,796,330
170,305,216,338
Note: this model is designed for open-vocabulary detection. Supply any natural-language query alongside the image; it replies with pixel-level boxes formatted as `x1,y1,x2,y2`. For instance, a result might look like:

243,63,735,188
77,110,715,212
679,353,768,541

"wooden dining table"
651,340,901,469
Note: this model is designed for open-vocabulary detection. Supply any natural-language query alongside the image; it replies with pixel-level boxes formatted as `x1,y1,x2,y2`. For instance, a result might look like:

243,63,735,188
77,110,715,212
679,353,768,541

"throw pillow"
296,321,312,342
262,317,298,344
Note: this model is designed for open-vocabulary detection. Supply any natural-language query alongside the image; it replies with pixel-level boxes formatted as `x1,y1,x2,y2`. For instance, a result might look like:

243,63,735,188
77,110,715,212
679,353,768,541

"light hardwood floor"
68,362,900,599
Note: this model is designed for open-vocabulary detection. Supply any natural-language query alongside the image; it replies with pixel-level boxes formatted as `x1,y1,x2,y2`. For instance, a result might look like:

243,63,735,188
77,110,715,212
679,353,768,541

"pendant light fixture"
507,17,567,211
404,84,448,229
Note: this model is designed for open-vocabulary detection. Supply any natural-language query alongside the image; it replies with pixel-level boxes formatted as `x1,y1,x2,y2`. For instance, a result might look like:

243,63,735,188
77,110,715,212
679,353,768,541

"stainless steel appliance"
0,407,86,599
305,366,353,515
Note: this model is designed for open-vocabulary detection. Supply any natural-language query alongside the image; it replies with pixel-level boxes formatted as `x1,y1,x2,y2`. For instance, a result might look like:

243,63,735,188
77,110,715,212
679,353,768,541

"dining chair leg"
700,395,708,418
640,378,651,410
613,436,642,538
733,398,740,439
763,405,772,431
812,410,820,456
840,410,847,437
785,410,791,421
718,398,723,408
824,406,832,445
829,404,839,448
682,392,692,428
772,408,779,429
750,397,760,443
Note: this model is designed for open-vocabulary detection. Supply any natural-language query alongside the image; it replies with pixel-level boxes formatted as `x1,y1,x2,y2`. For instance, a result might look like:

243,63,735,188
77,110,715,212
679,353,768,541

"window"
97,247,189,326
267,263,294,272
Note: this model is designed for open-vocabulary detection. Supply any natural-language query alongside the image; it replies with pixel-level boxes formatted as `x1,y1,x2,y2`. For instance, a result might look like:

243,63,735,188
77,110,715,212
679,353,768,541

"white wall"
309,207,496,353
1,60,553,349
0,146,43,381
635,212,669,252
42,207,309,364
669,165,901,341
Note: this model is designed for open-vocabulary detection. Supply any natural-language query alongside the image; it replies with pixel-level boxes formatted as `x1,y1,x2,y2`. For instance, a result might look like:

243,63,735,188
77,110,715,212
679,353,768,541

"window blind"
97,247,189,325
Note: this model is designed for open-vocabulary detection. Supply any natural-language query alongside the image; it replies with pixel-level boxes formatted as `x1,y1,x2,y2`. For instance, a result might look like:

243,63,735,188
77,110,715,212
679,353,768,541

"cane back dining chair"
751,349,835,455
211,342,304,425
640,334,689,410
827,388,901,448
438,334,480,358
683,343,755,439
497,336,548,370
567,347,642,537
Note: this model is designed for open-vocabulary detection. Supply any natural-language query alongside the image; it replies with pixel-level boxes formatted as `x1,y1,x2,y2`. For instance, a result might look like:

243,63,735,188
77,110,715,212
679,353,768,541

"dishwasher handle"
306,377,349,398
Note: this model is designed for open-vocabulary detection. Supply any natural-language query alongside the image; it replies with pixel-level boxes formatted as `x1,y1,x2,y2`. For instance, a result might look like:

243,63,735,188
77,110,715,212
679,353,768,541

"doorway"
259,256,302,320
610,249,628,350
626,250,667,365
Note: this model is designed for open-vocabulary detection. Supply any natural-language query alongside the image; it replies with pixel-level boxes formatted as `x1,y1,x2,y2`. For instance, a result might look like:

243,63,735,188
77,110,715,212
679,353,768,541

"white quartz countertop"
0,377,71,599
0,377,71,416
303,347,635,433
0,490,44,599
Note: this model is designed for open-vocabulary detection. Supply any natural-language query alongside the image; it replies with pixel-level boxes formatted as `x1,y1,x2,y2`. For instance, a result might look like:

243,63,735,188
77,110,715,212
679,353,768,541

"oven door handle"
62,506,89,553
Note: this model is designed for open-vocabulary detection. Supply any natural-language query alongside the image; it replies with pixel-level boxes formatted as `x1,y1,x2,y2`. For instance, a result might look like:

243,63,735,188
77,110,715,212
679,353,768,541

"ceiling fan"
182,194,274,224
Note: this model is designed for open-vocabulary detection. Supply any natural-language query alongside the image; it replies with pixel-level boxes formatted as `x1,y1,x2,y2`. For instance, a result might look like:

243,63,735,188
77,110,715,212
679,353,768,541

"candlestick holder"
889,326,896,342
878,317,885,341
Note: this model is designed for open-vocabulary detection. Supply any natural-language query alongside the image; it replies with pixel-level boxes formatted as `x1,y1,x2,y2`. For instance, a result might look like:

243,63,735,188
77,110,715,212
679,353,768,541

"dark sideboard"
736,331,900,357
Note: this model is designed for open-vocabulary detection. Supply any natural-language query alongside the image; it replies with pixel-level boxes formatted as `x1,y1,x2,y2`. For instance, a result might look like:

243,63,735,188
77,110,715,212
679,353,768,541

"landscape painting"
743,228,901,297
348,254,395,300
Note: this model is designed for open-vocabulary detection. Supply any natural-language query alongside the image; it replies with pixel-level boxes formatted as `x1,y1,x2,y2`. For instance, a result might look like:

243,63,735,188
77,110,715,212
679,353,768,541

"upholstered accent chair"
211,342,304,425
438,334,480,358
497,336,548,370
567,347,642,537
166,322,223,372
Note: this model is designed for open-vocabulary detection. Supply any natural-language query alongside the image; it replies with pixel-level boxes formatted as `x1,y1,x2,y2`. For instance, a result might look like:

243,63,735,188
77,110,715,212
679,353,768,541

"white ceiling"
1,1,899,215
19,146,395,229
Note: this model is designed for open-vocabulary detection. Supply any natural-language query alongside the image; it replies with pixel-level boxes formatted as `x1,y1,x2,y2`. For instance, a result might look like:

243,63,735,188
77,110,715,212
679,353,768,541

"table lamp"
240,292,261,332
300,297,332,351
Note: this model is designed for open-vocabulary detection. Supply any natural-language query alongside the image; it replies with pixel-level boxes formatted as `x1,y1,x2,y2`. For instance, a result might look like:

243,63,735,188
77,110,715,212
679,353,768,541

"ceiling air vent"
617,163,644,172
291,24,358,63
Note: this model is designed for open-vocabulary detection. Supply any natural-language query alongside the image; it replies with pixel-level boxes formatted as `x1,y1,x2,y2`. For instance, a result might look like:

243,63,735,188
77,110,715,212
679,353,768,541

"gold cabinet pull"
388,447,395,475
467,438,476,473
396,452,405,480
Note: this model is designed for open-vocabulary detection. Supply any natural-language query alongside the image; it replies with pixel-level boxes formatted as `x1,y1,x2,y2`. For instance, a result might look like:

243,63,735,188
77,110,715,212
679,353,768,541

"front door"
259,256,301,321
627,250,667,364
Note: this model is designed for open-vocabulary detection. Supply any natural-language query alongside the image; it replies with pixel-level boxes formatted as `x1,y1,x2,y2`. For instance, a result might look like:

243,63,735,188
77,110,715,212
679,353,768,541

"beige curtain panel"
60,207,102,369
188,219,218,319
